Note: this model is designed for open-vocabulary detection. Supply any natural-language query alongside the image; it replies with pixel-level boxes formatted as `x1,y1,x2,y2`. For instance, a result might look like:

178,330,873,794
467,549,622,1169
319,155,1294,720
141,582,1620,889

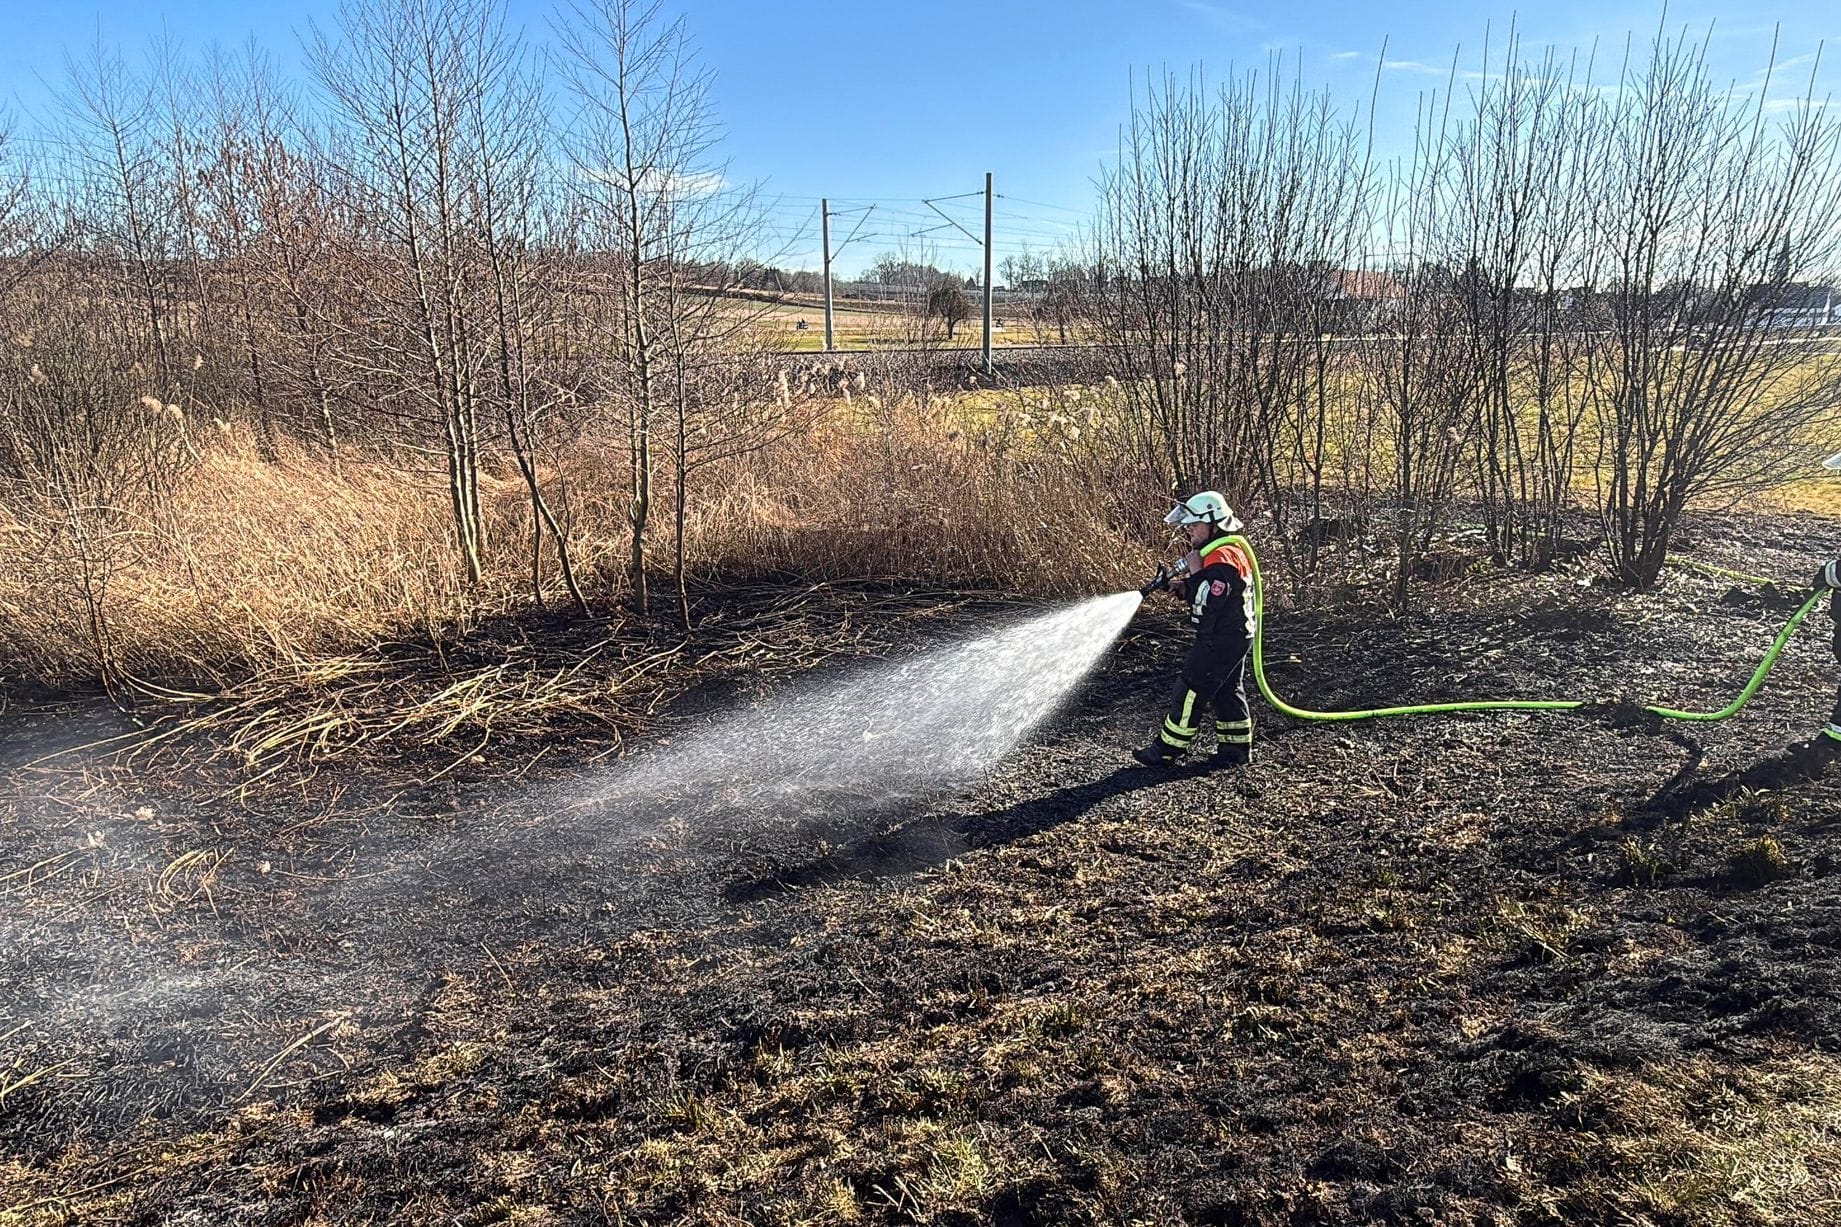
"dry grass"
0,394,1153,697
1765,476,1841,515
691,391,1149,597
1559,1054,1841,1224
0,362,1830,700
741,296,1091,352
1,435,510,689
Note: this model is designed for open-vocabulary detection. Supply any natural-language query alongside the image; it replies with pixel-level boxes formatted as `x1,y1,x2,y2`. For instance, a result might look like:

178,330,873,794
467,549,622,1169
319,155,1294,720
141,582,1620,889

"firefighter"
1134,491,1258,769
1798,555,1841,757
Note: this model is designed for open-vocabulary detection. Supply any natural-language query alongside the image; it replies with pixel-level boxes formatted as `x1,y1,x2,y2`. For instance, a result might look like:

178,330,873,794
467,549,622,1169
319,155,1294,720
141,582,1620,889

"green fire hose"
1218,534,1829,725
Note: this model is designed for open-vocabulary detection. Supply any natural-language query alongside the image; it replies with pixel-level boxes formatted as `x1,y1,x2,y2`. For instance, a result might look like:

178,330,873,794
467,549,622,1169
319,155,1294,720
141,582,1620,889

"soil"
4,512,1841,1226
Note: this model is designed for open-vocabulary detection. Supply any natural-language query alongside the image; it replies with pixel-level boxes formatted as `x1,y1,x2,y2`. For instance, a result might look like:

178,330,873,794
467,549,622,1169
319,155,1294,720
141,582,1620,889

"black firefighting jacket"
1179,535,1257,683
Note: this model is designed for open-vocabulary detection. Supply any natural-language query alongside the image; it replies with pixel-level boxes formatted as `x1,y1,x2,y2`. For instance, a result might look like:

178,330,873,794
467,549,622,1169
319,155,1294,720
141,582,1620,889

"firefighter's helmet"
1163,491,1243,533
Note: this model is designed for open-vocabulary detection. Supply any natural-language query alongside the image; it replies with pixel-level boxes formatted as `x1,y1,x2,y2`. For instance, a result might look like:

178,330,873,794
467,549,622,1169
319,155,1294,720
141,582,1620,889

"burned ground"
4,513,1841,1226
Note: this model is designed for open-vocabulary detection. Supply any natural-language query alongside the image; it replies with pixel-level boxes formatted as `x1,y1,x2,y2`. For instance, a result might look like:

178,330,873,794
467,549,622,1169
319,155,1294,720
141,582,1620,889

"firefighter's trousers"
1159,650,1254,754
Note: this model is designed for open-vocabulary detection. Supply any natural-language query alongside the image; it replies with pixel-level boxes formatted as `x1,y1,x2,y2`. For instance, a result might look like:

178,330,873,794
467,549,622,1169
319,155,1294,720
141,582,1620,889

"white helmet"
1163,490,1243,533
1824,451,1841,472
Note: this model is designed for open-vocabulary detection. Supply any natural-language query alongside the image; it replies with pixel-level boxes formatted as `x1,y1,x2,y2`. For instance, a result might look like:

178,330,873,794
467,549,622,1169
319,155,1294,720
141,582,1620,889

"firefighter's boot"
1133,739,1186,768
1212,744,1252,768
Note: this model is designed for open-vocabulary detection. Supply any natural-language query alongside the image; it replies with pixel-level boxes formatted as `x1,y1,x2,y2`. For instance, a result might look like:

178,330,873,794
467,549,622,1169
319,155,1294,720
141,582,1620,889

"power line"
995,193,1091,215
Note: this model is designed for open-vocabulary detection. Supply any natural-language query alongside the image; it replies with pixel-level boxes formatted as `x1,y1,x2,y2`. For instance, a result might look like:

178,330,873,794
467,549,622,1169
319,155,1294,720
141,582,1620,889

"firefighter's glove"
1815,560,1841,592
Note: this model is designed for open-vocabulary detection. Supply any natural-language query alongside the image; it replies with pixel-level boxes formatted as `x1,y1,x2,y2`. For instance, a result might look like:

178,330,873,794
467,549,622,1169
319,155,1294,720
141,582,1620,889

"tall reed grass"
0,394,1156,693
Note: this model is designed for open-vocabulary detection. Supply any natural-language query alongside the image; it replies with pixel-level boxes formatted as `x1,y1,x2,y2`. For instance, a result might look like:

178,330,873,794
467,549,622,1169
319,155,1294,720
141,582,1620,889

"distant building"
1320,268,1407,324
1763,283,1840,329
1322,269,1407,304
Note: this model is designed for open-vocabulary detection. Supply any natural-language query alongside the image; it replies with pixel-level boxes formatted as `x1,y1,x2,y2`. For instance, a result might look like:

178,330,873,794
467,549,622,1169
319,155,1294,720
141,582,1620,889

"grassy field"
1770,476,1841,515
743,295,1089,352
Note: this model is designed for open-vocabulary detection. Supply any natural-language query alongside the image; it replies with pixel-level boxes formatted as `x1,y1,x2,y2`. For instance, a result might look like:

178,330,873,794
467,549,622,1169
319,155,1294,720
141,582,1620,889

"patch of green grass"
1617,837,1669,888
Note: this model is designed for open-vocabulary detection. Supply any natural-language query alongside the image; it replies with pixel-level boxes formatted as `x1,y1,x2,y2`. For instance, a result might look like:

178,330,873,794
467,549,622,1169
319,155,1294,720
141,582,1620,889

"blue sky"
3,0,1837,276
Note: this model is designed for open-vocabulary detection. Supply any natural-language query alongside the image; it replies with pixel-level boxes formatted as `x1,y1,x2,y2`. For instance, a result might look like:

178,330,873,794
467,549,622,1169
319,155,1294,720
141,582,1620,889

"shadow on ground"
724,765,1169,902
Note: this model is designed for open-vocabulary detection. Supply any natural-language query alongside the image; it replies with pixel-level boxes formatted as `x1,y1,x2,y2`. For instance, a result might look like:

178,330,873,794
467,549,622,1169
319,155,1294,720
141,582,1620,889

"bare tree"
1584,26,1841,588
999,246,1043,294
865,244,963,349
926,283,971,340
0,128,62,336
1037,258,1088,345
558,0,804,623
1092,63,1373,586
310,0,533,586
243,106,349,456
55,36,176,386
453,17,591,614
555,0,724,615
193,41,305,458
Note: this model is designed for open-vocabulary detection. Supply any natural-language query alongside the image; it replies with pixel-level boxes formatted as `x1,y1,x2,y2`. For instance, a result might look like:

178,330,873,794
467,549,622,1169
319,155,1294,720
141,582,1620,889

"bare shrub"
1581,29,1841,589
1091,64,1374,590
1448,36,1605,568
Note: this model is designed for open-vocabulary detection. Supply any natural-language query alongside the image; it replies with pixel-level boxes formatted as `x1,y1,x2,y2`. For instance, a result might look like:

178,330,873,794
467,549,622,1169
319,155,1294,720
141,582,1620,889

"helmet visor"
1163,503,1189,526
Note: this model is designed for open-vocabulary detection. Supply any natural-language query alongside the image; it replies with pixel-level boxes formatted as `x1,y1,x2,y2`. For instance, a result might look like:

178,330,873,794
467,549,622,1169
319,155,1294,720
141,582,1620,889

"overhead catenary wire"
995,193,1091,215
754,181,1097,289
829,204,877,259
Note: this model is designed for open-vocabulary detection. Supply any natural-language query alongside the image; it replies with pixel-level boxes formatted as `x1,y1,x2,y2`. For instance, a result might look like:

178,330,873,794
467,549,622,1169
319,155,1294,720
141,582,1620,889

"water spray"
588,591,1146,814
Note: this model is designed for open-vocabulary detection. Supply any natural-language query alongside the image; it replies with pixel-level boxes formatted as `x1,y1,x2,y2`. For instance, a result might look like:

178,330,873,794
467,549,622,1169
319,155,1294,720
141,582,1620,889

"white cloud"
1762,97,1835,113
1334,50,1451,77
655,170,727,198
1381,59,1448,76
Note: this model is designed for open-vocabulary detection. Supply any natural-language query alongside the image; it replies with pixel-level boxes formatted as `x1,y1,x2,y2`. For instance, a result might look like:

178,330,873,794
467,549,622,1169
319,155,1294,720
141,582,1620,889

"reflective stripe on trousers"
1216,717,1254,746
1161,689,1200,748
1160,659,1255,750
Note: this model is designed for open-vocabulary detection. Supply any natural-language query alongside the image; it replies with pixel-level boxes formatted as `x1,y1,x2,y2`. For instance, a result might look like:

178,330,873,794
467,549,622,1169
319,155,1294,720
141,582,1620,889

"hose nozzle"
1138,556,1194,597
